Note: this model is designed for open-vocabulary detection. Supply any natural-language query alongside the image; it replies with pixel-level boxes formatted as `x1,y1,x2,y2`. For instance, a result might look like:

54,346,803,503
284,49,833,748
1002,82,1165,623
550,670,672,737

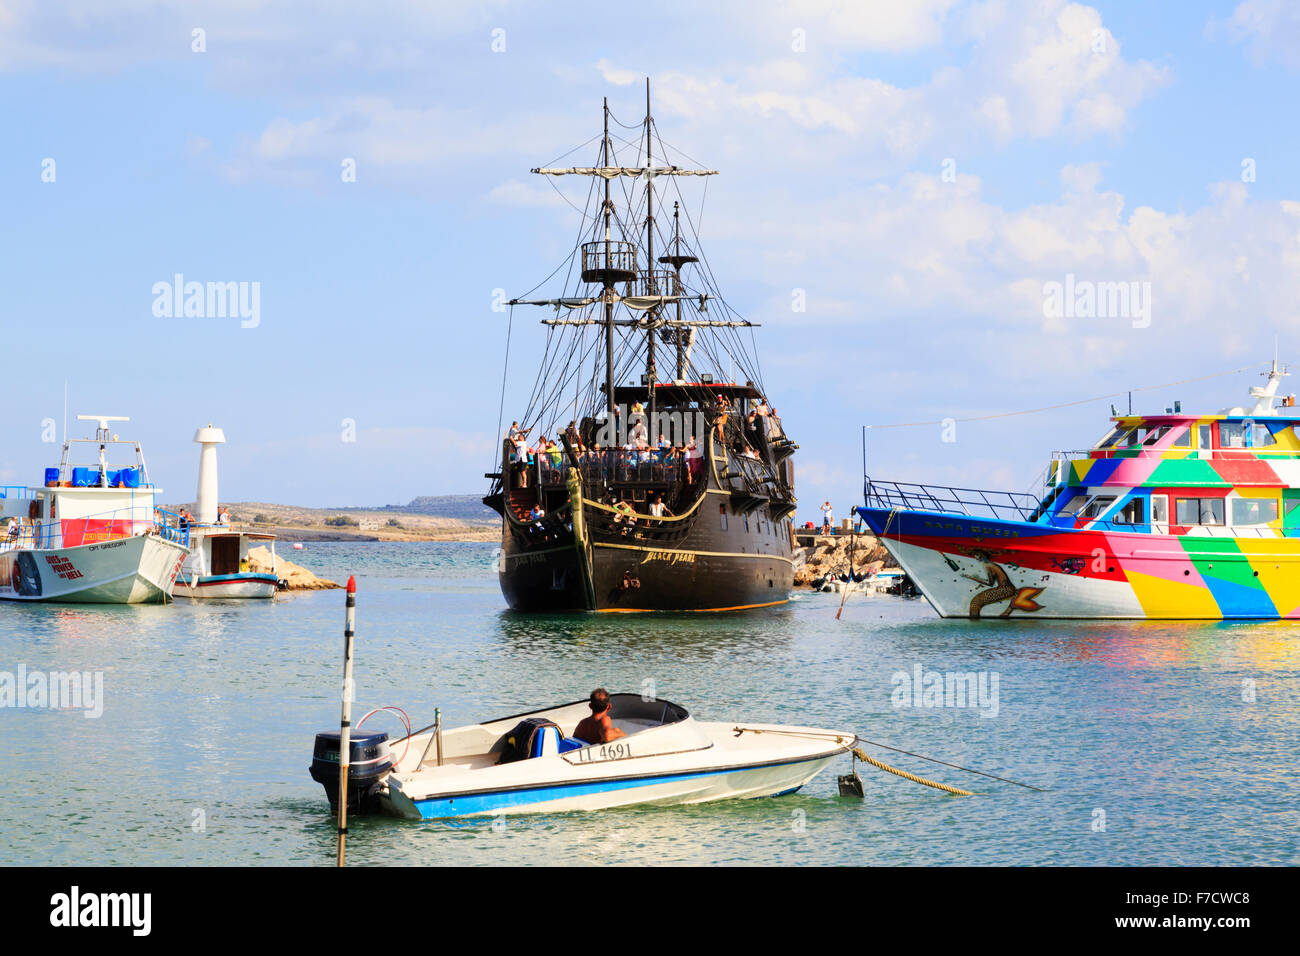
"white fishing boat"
0,415,190,603
173,425,280,599
310,694,858,819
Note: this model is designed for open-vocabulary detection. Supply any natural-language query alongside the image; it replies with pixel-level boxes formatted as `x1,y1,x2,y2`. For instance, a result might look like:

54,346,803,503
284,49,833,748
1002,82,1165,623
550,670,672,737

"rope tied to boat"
731,725,1045,795
834,506,901,621
851,747,973,796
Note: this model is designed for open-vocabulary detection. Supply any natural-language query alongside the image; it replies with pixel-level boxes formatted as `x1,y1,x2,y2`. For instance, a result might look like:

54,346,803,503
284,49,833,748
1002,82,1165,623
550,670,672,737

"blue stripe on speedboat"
412,761,816,819
192,572,279,585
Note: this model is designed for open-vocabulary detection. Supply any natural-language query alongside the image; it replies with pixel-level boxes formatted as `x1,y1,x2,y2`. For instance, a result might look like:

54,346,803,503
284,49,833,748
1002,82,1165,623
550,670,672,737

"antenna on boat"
76,414,129,442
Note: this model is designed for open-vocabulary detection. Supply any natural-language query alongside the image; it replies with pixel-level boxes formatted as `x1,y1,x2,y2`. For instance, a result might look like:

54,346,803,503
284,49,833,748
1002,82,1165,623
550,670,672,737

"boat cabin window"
1151,496,1168,525
1197,424,1213,450
1057,493,1090,517
1141,426,1171,447
1231,498,1278,526
1172,427,1192,448
1112,498,1146,524
1081,496,1116,519
1095,426,1126,449
1175,497,1225,526
1219,422,1275,449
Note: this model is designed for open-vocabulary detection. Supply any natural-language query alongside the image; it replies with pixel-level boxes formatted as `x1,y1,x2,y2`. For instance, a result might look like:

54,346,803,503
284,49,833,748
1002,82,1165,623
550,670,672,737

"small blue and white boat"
309,694,857,820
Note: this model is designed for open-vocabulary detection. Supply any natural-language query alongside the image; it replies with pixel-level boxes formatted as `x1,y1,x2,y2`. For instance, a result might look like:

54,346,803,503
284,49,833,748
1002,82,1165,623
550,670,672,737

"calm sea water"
2,541,1296,866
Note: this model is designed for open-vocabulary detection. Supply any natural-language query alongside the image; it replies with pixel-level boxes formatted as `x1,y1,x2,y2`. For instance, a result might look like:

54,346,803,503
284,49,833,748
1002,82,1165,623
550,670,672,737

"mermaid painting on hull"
960,550,1044,619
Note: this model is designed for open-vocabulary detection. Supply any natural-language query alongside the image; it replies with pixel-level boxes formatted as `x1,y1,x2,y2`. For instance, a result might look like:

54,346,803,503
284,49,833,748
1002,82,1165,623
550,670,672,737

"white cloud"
1217,0,1300,70
780,0,960,53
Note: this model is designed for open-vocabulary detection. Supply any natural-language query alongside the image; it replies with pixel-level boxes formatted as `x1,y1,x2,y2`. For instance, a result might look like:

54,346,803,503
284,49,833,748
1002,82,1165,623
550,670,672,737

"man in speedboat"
572,688,628,745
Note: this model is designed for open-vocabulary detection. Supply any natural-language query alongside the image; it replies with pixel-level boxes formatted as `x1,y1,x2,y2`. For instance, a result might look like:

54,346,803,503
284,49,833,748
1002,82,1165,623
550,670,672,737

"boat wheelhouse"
0,415,190,603
484,83,798,612
857,363,1300,619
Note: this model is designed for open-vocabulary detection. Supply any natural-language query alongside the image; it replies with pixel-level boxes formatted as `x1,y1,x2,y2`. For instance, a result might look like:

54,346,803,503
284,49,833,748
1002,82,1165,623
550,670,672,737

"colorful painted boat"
309,694,856,820
857,363,1300,620
0,415,190,603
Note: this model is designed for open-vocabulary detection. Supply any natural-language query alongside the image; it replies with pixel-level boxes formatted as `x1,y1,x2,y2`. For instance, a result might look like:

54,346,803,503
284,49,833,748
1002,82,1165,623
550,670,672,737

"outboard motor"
308,730,393,814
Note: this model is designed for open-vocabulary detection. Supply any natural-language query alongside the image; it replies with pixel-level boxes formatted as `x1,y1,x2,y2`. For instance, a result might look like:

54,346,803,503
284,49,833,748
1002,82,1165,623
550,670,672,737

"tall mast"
602,97,616,429
673,202,684,381
644,78,657,429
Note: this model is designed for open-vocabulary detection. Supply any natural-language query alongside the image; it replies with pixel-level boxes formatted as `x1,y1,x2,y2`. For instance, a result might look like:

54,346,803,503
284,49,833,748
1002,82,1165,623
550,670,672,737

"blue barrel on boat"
44,468,59,486
120,468,141,488
71,467,97,487
106,469,122,487
308,730,392,814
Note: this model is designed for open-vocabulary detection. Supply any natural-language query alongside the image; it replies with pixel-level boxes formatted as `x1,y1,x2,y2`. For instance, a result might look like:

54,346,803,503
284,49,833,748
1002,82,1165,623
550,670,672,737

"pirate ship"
484,83,798,611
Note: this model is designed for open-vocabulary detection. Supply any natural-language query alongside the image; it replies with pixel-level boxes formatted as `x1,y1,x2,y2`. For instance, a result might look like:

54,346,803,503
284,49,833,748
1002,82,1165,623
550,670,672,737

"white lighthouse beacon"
193,424,227,524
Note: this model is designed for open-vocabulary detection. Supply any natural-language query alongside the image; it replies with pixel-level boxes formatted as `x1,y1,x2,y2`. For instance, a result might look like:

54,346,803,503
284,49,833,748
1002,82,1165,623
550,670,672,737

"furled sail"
532,166,718,179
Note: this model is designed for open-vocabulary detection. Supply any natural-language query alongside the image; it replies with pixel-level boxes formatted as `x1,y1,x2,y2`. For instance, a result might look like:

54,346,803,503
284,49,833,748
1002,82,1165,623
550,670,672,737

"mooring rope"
731,725,1045,793
852,748,973,796
835,506,899,621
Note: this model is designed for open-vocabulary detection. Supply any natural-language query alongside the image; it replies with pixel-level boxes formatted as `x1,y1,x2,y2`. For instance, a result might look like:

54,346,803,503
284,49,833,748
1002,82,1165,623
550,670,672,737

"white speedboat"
310,694,857,819
0,415,190,603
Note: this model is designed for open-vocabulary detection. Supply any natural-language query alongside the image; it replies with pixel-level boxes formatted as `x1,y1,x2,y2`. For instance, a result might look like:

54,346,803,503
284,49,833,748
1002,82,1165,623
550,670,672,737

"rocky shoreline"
248,545,340,590
793,534,899,587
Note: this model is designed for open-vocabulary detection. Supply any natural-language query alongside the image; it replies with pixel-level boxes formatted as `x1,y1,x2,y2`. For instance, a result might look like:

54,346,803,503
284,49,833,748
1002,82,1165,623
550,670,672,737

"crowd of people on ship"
504,393,780,493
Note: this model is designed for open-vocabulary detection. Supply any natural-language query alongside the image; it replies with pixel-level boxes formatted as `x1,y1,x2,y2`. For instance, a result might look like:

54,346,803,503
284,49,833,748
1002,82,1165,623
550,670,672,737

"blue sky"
3,0,1300,516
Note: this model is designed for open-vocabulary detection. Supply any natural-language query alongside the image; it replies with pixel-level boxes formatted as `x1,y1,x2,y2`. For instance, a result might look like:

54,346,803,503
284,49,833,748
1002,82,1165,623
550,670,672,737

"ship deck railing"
1050,446,1291,461
531,453,686,491
863,478,1290,537
1,504,190,552
864,478,1043,523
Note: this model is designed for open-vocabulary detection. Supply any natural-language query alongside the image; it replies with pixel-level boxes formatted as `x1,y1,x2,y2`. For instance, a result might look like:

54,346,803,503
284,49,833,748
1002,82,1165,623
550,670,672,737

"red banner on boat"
60,518,133,547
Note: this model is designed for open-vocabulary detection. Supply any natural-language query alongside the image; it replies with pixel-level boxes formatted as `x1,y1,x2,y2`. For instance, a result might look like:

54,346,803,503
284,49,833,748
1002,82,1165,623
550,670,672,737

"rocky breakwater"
248,545,340,590
793,534,897,587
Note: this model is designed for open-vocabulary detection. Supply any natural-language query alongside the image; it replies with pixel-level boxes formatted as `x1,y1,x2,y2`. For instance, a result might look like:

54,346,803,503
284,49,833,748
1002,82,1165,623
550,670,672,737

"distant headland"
162,494,498,542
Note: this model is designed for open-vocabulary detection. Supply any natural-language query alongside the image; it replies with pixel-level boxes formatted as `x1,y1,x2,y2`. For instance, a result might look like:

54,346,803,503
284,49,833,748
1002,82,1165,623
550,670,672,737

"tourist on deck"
649,494,673,519
685,437,703,483
612,498,637,535
713,403,728,443
6,518,19,543
546,438,562,468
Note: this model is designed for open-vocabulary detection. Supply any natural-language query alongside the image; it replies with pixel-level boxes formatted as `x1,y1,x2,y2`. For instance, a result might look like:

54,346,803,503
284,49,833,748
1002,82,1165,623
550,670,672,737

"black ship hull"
492,426,796,613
